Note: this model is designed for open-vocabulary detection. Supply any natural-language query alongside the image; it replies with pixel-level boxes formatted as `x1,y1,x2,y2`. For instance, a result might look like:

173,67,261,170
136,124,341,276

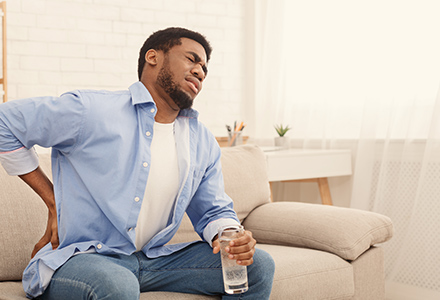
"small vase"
274,136,290,150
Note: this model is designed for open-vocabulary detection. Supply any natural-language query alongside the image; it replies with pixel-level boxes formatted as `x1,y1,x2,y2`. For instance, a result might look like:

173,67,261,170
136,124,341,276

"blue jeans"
39,242,275,300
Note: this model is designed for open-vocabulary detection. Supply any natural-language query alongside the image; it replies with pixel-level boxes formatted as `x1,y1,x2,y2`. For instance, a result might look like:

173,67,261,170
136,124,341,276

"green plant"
274,124,291,137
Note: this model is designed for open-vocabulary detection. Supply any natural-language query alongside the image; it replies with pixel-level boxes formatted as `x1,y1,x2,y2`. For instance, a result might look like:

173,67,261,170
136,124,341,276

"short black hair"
138,27,212,80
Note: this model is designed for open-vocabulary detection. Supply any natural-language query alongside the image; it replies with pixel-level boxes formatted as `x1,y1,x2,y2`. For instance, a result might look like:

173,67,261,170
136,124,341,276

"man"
0,27,275,299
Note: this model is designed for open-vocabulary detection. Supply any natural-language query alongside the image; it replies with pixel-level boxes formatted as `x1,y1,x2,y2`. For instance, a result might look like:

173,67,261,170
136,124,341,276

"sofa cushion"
0,282,216,300
0,244,356,300
220,145,271,221
0,153,51,281
146,244,355,300
243,202,393,260
257,244,354,300
0,281,27,300
140,292,219,300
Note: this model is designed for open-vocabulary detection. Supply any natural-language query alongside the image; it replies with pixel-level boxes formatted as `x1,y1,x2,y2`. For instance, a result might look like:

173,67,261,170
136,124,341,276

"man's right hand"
18,166,59,258
32,209,59,258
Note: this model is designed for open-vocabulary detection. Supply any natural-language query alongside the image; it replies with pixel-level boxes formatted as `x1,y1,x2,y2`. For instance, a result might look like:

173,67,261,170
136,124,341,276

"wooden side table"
216,136,249,147
263,148,352,205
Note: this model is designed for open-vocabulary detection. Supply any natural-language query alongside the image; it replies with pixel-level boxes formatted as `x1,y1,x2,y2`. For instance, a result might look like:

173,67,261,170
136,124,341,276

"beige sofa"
0,145,393,300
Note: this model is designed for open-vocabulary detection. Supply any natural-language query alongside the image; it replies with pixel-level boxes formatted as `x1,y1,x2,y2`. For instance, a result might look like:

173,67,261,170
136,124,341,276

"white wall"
4,0,358,208
6,0,248,136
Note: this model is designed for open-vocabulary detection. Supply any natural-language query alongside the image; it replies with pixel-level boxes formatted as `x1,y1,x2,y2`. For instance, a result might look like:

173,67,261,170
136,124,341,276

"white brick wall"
5,0,248,136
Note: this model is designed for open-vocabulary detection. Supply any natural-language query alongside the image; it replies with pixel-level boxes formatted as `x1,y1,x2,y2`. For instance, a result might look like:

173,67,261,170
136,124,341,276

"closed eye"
186,52,208,76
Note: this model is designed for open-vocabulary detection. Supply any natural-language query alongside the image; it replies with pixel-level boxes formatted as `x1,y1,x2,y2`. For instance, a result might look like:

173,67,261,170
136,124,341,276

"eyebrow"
188,51,208,76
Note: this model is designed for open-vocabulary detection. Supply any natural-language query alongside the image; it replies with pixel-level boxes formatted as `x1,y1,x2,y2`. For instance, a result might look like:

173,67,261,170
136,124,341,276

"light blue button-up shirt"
0,82,240,298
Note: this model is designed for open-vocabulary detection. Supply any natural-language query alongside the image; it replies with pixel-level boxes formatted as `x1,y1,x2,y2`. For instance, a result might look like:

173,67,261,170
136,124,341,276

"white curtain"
252,0,440,299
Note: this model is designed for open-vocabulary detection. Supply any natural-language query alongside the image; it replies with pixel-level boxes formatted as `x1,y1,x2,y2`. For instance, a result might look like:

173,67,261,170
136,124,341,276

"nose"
192,64,205,82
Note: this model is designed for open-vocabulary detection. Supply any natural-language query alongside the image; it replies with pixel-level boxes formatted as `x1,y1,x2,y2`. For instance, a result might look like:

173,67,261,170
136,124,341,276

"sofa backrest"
0,152,51,281
0,144,271,280
221,145,271,220
167,144,271,244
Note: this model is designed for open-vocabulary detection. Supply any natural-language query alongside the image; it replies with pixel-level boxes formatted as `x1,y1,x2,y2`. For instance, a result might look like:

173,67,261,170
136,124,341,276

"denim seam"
50,278,97,299
133,252,142,281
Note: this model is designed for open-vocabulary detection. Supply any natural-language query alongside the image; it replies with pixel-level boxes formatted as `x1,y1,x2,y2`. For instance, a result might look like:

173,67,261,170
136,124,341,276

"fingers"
49,214,59,250
31,234,59,258
226,247,255,266
31,215,59,258
225,230,257,266
212,239,220,254
228,230,254,246
238,257,254,266
227,243,255,255
51,233,60,250
50,223,59,250
31,237,49,258
31,241,43,258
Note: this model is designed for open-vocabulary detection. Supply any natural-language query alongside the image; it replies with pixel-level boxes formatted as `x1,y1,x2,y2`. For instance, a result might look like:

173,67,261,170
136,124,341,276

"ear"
145,49,158,66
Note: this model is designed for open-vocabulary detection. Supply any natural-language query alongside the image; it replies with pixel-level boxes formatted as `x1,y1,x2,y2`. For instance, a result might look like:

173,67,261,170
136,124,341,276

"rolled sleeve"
203,218,241,247
0,146,39,176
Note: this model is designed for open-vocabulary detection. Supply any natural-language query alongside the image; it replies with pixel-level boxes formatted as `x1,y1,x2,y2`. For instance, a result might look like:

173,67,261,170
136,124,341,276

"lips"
186,77,200,94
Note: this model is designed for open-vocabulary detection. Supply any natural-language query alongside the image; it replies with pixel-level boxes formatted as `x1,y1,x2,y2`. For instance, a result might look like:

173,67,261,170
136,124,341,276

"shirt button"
128,227,133,232
134,197,140,202
97,244,102,250
150,108,155,113
146,131,151,136
143,162,148,167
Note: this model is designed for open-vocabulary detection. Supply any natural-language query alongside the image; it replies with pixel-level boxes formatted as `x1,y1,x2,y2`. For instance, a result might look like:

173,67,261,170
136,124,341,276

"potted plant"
274,124,291,149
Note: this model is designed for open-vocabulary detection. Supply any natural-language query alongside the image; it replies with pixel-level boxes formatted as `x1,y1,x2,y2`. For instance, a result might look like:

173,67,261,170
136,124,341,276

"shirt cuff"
0,147,39,176
203,218,241,247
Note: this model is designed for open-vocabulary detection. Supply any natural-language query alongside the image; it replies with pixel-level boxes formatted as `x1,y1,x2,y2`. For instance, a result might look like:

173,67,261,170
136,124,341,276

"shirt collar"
129,81,154,105
178,108,199,119
129,81,199,119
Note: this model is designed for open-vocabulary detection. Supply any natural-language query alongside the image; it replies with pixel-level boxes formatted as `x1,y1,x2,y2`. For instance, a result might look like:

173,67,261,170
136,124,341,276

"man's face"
156,38,208,110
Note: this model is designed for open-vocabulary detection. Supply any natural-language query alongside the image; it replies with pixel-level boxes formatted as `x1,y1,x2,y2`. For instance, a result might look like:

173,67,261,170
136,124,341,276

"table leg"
274,177,333,205
269,182,274,202
317,177,333,205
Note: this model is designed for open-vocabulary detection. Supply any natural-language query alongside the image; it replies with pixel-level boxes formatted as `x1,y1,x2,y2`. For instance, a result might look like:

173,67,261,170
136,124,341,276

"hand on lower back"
32,209,59,258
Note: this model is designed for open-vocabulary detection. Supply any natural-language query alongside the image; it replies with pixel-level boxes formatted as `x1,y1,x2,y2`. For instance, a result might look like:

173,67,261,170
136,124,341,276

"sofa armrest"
242,202,393,260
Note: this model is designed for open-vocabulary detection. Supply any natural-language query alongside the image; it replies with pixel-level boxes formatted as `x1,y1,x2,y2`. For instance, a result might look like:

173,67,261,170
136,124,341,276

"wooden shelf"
215,136,249,147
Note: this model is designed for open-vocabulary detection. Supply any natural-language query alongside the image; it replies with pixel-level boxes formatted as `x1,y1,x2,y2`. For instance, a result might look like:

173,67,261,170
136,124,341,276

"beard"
156,62,194,110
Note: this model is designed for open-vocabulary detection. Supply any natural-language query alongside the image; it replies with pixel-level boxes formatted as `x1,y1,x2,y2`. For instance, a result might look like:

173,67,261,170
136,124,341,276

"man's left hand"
212,230,257,266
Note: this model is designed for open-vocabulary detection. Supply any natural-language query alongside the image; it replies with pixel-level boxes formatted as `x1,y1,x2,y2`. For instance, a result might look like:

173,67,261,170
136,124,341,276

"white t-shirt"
135,121,180,251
